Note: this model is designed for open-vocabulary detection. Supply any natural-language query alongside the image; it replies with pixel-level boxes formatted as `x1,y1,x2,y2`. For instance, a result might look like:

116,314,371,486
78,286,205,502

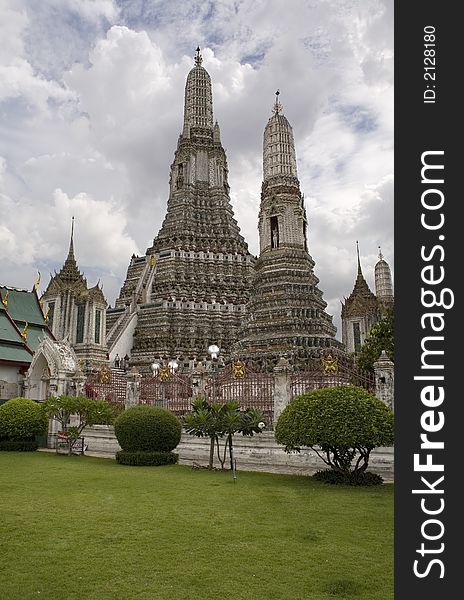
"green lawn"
0,452,393,600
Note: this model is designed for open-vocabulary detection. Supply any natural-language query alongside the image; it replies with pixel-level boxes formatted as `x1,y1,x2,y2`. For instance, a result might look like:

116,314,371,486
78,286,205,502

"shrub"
313,469,384,486
275,386,394,481
0,398,48,441
114,405,182,453
116,450,179,466
0,439,39,452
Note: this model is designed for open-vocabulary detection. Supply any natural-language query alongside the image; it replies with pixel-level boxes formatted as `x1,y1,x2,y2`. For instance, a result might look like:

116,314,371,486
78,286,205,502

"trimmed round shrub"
116,450,179,466
0,398,48,444
114,405,182,453
275,386,394,482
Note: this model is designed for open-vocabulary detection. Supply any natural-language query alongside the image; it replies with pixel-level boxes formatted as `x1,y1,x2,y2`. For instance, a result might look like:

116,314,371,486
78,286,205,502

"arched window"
270,216,279,248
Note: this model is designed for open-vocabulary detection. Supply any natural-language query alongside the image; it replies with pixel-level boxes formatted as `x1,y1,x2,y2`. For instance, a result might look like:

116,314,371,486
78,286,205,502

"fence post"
373,350,395,411
192,363,207,398
126,368,141,408
273,356,292,426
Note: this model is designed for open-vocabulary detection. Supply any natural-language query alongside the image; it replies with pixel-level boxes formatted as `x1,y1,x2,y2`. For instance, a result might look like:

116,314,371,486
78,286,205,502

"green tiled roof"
0,309,20,343
0,306,32,364
0,286,52,365
0,286,46,326
0,342,32,364
24,324,52,352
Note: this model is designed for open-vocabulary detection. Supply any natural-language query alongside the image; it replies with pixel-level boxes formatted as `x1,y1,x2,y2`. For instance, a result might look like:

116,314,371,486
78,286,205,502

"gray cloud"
0,0,393,339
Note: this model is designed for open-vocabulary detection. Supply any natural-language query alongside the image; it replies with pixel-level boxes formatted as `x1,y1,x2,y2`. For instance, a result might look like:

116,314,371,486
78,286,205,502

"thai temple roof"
0,285,53,365
341,242,379,318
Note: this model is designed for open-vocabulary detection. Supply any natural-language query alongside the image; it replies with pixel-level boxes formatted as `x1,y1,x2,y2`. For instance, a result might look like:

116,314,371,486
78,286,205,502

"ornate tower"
41,218,108,372
341,243,380,353
108,48,254,371
236,93,341,368
375,247,394,315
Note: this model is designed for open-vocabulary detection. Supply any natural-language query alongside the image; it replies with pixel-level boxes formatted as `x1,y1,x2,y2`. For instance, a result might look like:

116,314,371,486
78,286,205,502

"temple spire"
69,216,75,259
375,247,394,300
59,216,82,282
356,241,362,275
272,89,282,115
263,90,298,181
194,46,202,67
183,45,213,132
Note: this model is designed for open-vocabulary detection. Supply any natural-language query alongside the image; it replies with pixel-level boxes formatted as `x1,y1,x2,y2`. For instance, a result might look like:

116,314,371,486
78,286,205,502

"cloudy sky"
0,0,393,339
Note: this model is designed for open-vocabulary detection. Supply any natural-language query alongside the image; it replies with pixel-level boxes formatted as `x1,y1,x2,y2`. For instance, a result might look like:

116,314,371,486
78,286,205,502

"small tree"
182,398,220,469
182,398,265,470
275,386,394,482
357,310,394,372
42,395,113,455
220,402,265,471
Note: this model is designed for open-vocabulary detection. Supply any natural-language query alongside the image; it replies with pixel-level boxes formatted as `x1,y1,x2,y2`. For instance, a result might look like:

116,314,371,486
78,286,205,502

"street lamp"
151,361,160,376
207,344,220,403
168,359,179,374
208,344,220,361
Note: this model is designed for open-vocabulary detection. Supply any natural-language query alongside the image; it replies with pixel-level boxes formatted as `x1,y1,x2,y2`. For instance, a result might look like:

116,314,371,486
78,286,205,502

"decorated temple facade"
41,219,108,372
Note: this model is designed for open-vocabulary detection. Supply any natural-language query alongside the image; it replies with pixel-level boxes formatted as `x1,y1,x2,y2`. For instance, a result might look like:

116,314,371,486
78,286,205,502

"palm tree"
182,398,265,470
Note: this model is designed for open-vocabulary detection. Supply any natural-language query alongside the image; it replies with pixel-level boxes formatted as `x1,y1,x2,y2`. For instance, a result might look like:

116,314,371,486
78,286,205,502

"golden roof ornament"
21,322,29,342
34,272,41,291
1,290,8,308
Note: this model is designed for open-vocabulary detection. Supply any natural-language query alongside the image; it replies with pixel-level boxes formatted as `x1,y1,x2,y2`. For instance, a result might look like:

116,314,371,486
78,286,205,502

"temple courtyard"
0,452,393,600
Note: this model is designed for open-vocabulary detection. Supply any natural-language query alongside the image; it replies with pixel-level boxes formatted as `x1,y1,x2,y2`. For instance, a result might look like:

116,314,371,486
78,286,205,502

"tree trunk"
228,433,234,472
209,436,215,469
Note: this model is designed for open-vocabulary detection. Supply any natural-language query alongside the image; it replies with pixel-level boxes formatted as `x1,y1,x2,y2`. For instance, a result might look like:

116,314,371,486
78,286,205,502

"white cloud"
0,0,393,338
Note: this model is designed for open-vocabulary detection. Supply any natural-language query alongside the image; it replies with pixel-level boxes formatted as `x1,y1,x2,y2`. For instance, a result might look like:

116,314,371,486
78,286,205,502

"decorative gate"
140,368,193,417
205,361,274,425
84,367,127,414
291,350,375,398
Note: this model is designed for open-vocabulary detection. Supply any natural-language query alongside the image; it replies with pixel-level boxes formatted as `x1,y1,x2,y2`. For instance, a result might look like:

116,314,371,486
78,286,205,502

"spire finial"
69,216,75,256
272,89,282,115
194,46,203,67
378,245,384,260
356,241,362,275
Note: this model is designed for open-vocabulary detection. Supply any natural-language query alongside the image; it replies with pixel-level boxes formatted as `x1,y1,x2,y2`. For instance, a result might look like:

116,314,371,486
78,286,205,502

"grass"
0,452,393,600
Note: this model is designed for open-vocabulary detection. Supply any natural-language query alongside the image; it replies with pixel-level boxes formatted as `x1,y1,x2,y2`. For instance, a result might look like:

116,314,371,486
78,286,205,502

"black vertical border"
395,2,460,597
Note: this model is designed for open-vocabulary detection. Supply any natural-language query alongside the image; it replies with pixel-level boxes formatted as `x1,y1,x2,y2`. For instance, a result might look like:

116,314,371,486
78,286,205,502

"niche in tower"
303,219,308,251
176,163,184,189
270,215,279,248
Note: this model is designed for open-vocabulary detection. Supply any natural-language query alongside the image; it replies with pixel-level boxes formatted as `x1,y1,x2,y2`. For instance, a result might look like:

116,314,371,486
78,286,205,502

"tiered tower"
41,219,108,372
109,48,254,371
236,93,341,368
375,247,394,314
